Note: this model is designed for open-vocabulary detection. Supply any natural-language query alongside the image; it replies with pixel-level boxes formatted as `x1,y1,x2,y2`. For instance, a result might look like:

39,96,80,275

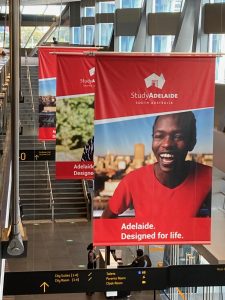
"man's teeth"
160,153,174,158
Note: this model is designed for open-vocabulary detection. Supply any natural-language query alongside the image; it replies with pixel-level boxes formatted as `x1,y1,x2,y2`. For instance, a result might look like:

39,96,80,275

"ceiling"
0,0,80,5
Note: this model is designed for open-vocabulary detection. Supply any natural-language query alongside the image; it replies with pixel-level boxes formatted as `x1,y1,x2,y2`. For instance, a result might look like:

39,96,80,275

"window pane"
119,36,135,51
209,34,225,83
121,0,143,8
21,27,49,48
44,5,66,16
99,2,115,13
48,27,70,43
21,5,65,16
99,23,113,46
152,35,174,52
84,25,95,45
0,6,9,14
22,5,47,15
0,26,9,47
72,27,81,45
84,7,95,17
154,0,182,12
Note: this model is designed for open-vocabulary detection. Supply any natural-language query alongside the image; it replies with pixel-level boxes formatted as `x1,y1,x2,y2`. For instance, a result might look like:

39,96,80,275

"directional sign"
3,268,167,295
94,267,167,291
3,265,225,296
169,265,225,287
4,270,91,295
40,282,49,293
0,150,55,160
19,150,55,161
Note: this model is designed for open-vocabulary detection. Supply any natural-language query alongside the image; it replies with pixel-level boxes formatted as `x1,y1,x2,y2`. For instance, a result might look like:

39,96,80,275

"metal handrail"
0,120,12,230
24,50,35,113
43,141,55,221
82,179,93,220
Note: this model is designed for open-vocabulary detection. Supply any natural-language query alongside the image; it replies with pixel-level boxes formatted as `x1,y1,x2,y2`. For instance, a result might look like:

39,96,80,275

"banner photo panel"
93,54,215,245
38,47,98,141
55,54,96,179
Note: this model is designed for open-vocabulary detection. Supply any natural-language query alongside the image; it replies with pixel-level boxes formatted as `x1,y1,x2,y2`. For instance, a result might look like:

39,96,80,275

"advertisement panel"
93,54,215,245
55,53,95,179
38,46,98,141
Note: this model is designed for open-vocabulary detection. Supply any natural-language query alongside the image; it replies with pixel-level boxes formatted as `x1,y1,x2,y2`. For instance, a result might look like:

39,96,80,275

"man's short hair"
136,249,144,257
152,111,197,150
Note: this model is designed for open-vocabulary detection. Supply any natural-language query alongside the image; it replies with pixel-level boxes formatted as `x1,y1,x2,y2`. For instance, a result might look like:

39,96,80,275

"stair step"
20,199,52,203
22,212,86,221
20,193,50,198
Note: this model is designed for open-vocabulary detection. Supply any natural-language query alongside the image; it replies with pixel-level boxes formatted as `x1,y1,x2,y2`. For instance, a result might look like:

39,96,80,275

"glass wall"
120,0,143,8
71,27,81,45
0,26,9,48
117,0,144,51
21,27,48,48
81,5,95,45
153,0,182,12
83,25,95,45
84,6,95,17
152,35,174,52
95,1,115,46
209,34,225,83
118,0,182,52
19,4,66,48
119,36,135,51
49,27,70,44
97,23,113,46
148,0,182,53
99,1,115,13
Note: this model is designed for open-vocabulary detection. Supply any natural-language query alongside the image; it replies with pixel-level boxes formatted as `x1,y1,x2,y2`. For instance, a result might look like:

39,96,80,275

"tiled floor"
12,291,161,300
5,220,163,300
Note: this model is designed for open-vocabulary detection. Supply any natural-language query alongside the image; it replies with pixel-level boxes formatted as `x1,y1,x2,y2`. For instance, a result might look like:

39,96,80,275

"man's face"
152,114,192,173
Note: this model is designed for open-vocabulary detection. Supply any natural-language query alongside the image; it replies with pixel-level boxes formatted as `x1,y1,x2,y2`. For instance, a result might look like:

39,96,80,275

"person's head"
87,243,94,251
136,249,144,257
52,37,58,44
152,111,196,173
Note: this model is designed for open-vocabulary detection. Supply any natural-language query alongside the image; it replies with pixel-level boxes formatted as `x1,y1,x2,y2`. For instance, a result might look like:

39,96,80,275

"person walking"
86,243,99,296
87,243,99,269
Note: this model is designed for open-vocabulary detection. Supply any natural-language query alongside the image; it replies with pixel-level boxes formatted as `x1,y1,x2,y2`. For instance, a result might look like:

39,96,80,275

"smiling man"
101,111,212,219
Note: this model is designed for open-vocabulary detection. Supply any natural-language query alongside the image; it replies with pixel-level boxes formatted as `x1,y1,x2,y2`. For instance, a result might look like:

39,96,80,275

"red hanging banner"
38,46,98,141
55,53,96,179
93,54,215,245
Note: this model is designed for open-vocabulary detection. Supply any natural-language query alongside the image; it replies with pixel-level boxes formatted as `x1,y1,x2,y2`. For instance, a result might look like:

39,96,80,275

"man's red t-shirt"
108,162,211,220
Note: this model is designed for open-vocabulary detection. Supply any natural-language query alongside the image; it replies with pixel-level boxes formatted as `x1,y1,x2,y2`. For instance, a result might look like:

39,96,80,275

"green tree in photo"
56,95,94,151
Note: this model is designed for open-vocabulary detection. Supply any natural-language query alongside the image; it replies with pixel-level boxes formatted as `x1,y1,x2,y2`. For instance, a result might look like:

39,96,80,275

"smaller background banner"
38,46,98,141
55,53,96,179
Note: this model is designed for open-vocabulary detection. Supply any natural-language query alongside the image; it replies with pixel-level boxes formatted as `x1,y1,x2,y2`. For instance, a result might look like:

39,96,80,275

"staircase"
19,62,88,222
19,157,88,221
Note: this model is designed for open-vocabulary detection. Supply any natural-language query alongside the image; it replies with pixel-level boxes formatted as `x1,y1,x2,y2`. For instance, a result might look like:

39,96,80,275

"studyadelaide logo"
130,72,178,104
144,73,165,89
80,67,95,88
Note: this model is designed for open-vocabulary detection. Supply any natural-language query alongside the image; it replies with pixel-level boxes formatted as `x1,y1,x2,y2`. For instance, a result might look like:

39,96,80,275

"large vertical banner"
93,54,215,245
38,46,98,141
55,53,95,179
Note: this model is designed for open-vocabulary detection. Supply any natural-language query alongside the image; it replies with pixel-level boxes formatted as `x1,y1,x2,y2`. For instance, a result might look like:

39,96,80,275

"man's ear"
188,138,196,151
